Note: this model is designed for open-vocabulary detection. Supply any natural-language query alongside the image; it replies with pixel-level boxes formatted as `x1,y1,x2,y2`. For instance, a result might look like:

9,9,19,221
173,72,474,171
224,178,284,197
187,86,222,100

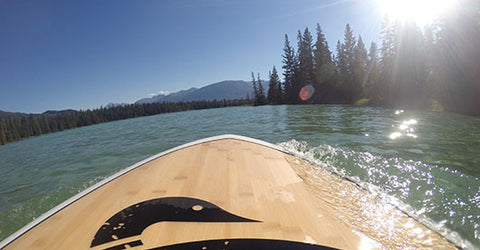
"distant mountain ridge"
0,110,29,119
43,109,76,115
1,80,265,117
0,109,77,119
135,80,266,104
105,103,128,109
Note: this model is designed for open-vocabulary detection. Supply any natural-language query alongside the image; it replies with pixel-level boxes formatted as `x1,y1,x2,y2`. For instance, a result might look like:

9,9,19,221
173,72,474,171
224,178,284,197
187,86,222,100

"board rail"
0,134,460,249
0,134,287,249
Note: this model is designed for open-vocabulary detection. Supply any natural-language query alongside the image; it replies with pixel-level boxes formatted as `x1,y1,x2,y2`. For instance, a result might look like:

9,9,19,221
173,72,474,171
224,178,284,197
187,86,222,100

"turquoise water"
0,105,479,248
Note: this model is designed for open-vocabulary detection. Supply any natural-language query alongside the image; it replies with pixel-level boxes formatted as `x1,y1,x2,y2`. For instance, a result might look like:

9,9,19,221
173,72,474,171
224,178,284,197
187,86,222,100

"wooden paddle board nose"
0,135,458,250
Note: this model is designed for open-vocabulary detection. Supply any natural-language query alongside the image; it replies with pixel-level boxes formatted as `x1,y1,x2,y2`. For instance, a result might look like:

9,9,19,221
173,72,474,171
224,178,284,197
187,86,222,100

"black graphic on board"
148,239,339,250
103,240,142,250
90,197,259,248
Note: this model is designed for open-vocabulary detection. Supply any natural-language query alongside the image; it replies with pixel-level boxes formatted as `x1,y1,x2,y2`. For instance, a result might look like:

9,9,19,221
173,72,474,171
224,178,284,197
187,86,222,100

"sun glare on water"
376,0,456,26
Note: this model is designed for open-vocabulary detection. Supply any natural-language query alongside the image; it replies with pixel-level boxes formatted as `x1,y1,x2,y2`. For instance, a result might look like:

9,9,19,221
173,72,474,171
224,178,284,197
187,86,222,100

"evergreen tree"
337,24,357,103
342,24,356,75
352,35,368,99
251,71,259,103
313,24,335,103
282,34,299,104
379,17,398,106
391,21,428,109
313,24,335,84
276,68,283,103
252,72,266,106
267,66,282,104
267,70,275,104
297,28,315,89
365,42,382,104
434,0,480,115
334,40,342,69
256,73,267,105
0,120,7,145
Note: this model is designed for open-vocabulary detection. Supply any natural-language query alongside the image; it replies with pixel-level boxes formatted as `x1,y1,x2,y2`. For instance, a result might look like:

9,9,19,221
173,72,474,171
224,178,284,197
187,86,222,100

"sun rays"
376,0,456,26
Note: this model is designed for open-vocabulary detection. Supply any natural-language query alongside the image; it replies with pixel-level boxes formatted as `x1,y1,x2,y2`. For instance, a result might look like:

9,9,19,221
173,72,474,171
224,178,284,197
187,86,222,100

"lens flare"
299,84,315,101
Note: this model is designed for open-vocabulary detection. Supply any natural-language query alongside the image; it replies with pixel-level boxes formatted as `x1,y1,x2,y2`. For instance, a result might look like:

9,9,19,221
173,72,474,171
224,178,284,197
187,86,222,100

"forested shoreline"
0,100,250,145
2,1,478,145
253,0,479,116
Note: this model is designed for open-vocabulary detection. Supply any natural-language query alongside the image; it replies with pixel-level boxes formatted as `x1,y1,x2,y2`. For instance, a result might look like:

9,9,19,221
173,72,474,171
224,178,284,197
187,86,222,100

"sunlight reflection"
279,140,465,248
355,230,381,250
389,119,418,140
399,124,409,130
389,132,402,139
403,119,417,125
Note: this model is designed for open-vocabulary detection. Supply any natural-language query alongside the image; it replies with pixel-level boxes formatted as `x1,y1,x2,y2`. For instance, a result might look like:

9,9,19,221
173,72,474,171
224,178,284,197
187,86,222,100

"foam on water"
278,139,478,249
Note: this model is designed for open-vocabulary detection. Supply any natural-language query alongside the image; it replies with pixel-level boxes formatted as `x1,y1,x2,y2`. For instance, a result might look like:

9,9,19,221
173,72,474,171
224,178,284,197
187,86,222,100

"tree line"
253,0,480,116
2,1,478,145
0,99,250,145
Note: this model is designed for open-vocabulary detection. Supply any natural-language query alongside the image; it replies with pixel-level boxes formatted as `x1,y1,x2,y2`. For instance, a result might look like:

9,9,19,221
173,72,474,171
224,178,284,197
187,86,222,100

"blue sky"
1,0,384,113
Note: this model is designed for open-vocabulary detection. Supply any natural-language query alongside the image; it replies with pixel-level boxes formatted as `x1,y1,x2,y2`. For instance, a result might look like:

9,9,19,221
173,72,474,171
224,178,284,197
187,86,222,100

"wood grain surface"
2,137,457,249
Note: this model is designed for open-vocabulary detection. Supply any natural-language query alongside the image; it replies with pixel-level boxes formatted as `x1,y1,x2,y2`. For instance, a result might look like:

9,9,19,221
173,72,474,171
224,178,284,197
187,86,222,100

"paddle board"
0,135,457,249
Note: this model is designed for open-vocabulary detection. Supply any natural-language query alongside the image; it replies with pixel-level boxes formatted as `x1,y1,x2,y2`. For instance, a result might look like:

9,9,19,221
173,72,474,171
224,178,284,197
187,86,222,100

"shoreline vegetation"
1,1,478,145
0,100,250,145
252,0,479,115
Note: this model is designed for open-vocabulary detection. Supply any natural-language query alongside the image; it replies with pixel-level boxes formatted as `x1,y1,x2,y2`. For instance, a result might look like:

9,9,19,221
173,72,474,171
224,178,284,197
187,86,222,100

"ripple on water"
0,105,479,247
279,139,478,249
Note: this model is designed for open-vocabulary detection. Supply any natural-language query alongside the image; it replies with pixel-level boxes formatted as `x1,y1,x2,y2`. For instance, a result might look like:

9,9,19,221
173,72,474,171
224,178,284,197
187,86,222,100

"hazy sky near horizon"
1,0,384,113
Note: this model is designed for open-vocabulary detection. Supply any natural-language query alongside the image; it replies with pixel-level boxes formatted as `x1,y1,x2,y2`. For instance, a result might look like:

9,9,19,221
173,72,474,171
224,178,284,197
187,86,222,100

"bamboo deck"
0,135,456,249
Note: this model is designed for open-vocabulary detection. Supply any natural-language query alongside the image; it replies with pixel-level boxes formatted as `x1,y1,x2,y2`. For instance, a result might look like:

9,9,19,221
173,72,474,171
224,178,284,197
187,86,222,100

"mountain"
105,103,128,109
0,110,30,119
135,80,266,104
0,109,77,119
158,87,199,103
1,80,265,118
43,109,76,115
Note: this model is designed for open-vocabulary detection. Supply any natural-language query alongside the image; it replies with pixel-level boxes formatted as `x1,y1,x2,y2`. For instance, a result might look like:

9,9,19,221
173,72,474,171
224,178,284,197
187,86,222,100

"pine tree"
379,17,398,106
251,72,266,106
282,34,299,104
256,73,267,105
267,70,275,104
251,71,259,105
337,24,357,103
0,119,7,145
366,42,381,104
313,24,335,84
434,0,480,115
390,21,428,109
352,35,368,99
342,24,356,75
312,24,336,103
275,67,283,103
267,66,282,104
297,28,315,88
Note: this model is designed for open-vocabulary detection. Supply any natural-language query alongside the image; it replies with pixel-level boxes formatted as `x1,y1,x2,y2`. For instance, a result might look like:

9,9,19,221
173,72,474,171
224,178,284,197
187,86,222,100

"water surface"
0,105,478,248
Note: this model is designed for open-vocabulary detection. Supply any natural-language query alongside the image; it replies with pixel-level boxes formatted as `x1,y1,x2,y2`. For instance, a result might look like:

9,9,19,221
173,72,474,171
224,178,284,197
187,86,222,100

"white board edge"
0,134,289,249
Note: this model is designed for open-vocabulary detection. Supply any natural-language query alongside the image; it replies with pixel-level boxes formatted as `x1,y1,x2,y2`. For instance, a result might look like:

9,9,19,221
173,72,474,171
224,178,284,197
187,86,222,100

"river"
0,105,478,248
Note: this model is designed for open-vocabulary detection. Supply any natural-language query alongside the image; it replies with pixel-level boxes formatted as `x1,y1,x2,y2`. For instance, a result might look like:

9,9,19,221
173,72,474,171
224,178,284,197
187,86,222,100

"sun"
376,0,456,26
